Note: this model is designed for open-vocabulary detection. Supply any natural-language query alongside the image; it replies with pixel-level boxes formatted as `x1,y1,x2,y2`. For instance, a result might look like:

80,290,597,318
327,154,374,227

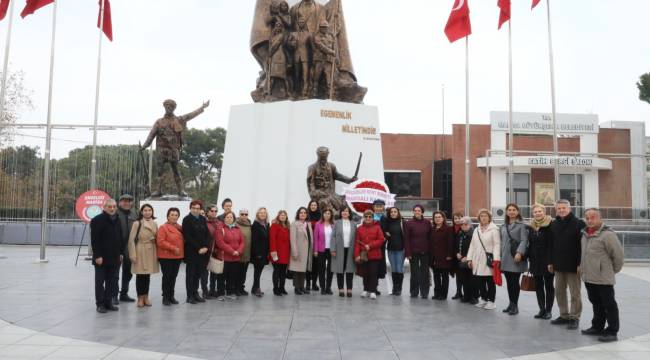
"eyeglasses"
208,210,217,213
240,213,249,216
363,215,373,218
191,206,201,210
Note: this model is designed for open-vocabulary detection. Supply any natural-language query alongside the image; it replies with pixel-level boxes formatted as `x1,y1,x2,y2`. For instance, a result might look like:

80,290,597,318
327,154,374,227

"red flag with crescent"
445,0,471,43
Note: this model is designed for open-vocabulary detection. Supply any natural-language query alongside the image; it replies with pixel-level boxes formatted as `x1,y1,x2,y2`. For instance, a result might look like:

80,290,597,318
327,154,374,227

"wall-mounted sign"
534,183,556,206
477,156,612,170
491,111,599,135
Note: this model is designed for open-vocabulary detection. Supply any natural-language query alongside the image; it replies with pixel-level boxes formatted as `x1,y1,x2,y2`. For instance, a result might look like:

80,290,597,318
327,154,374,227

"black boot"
391,273,398,295
502,302,514,313
508,303,519,315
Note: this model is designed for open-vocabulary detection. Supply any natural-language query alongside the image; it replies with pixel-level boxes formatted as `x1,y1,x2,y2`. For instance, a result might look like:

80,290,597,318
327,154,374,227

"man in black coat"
548,199,586,330
112,194,137,304
183,200,211,304
91,199,123,313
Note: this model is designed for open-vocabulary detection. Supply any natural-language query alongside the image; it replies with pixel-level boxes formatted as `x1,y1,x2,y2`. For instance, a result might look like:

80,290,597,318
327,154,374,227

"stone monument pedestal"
218,100,384,215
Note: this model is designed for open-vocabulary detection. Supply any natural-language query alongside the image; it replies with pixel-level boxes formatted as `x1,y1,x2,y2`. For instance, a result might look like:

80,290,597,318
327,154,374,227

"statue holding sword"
307,146,361,212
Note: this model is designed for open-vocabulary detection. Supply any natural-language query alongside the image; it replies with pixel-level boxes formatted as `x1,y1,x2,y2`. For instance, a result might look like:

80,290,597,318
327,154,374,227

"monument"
218,0,383,214
139,99,210,219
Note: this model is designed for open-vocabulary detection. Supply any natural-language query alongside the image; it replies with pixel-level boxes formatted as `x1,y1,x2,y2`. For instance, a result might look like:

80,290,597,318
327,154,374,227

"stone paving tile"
0,344,62,359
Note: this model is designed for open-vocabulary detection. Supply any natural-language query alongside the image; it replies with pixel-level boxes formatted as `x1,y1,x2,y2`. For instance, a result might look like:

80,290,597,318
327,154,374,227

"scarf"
308,209,321,222
529,215,552,231
227,223,236,229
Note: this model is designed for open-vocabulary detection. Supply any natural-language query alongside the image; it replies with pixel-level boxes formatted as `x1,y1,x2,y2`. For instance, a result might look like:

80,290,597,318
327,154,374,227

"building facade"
381,112,647,220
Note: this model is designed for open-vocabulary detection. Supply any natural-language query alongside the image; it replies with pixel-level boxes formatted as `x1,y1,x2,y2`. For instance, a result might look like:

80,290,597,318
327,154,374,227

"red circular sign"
75,190,111,223
344,179,395,214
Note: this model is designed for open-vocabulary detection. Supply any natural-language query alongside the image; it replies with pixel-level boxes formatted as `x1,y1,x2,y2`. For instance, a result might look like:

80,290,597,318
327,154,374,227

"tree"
180,127,226,201
637,73,650,104
0,70,34,145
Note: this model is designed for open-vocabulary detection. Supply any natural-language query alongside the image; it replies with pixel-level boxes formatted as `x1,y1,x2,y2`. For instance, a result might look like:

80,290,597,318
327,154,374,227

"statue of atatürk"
141,99,210,198
307,146,358,212
250,0,367,103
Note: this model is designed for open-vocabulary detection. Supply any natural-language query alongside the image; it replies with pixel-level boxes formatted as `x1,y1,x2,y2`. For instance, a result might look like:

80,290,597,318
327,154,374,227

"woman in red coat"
431,211,455,300
355,210,385,300
215,212,245,300
269,210,291,296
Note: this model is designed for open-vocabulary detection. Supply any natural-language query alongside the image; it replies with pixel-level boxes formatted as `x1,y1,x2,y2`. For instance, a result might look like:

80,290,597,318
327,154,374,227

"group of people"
91,196,625,343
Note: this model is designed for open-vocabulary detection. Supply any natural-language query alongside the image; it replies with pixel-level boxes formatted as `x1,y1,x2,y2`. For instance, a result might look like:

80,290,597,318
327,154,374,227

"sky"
1,0,649,159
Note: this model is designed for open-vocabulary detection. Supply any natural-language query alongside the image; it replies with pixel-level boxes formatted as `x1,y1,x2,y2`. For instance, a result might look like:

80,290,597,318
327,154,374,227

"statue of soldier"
141,99,210,198
267,21,290,100
307,146,358,212
287,18,312,99
311,20,336,98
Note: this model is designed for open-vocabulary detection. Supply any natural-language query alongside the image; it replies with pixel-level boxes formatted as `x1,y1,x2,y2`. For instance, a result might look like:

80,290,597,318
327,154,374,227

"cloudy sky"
2,0,649,158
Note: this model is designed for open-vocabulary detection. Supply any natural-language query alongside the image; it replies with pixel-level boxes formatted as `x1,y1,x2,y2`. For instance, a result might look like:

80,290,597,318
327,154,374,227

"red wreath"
350,180,388,213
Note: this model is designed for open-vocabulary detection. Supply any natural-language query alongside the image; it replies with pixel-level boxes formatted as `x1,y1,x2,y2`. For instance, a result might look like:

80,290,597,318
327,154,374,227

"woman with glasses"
215,212,245,300
355,210,385,300
182,200,211,304
128,204,159,308
289,207,314,295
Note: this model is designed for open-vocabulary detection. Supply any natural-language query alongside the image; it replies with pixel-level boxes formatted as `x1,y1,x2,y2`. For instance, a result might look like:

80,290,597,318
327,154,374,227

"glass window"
506,173,531,217
384,172,421,197
560,174,583,216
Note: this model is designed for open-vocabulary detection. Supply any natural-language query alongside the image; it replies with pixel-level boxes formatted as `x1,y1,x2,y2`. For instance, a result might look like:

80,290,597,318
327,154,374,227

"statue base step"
218,99,384,215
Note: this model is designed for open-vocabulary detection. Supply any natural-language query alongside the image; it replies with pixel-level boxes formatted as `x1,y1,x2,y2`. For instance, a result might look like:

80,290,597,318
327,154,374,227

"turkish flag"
0,0,10,21
445,0,471,43
20,0,53,18
532,0,541,9
498,0,510,30
97,0,112,41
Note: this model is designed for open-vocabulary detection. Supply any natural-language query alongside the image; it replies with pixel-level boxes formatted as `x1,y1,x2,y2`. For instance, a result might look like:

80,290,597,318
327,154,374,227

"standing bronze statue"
307,146,358,212
141,99,210,198
250,0,367,103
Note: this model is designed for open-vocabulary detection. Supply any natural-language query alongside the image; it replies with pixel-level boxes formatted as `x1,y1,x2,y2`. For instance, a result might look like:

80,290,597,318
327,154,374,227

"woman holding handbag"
527,203,555,320
215,212,245,300
128,204,159,308
500,203,529,315
467,209,500,310
355,210,385,300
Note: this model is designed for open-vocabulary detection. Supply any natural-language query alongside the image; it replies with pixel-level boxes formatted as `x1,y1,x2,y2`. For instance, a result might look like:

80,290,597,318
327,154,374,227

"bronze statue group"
91,195,625,343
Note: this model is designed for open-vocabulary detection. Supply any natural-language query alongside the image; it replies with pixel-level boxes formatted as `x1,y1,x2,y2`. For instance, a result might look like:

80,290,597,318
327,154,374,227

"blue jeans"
387,250,405,273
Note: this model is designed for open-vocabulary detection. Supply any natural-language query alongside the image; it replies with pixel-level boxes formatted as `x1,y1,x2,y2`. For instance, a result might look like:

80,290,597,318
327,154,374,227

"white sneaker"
484,301,496,310
369,293,377,300
475,300,487,308
360,291,369,298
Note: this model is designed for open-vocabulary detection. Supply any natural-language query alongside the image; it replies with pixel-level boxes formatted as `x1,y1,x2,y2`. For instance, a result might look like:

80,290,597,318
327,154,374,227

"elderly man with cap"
111,193,137,304
372,199,387,295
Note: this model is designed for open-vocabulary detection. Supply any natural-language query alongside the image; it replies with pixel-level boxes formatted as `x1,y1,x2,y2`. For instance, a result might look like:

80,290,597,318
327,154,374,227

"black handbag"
476,230,494,268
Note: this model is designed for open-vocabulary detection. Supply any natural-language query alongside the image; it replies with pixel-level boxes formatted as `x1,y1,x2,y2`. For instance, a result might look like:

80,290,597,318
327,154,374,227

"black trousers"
409,253,430,297
209,272,225,296
457,268,477,301
336,248,354,290
185,261,202,299
95,264,118,306
251,260,266,292
293,271,306,290
111,257,132,297
585,283,620,335
200,269,209,293
136,274,151,296
432,268,450,299
454,271,463,296
476,275,496,302
504,271,522,305
534,273,555,312
307,255,318,287
317,250,334,290
272,263,288,291
239,262,249,291
362,260,380,293
224,261,241,296
160,259,181,299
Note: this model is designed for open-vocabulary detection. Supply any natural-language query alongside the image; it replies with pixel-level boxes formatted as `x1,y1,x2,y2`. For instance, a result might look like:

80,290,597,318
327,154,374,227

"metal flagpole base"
34,258,50,263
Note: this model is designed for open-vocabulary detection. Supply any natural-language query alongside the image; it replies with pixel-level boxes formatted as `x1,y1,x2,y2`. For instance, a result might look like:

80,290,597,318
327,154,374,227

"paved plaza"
0,245,649,360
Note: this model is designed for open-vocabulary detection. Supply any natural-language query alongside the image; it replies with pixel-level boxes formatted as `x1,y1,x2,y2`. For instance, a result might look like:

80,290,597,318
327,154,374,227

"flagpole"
0,0,16,123
91,0,106,190
39,0,59,263
546,0,560,202
507,18,514,205
441,83,445,159
464,36,470,217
